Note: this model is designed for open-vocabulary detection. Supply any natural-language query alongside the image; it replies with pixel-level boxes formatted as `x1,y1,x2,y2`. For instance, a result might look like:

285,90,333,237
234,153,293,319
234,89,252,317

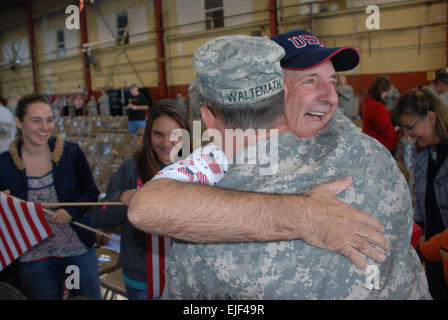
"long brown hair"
391,86,448,144
136,99,190,183
367,75,391,104
16,93,52,121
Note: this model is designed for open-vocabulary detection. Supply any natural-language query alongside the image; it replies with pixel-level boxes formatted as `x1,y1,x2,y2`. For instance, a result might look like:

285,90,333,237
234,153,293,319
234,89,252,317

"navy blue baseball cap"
271,29,360,71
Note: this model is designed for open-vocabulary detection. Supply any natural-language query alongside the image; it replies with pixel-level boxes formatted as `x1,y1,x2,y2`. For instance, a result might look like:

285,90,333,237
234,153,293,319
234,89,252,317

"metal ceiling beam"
269,0,278,37
155,0,167,98
25,0,38,93
80,0,92,101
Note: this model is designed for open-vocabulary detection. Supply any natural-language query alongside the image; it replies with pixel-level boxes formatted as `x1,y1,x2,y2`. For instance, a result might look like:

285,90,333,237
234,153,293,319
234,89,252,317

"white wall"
346,0,403,8
177,0,253,33
42,30,57,60
176,0,206,34
97,12,116,48
224,0,252,27
64,28,79,56
128,5,149,43
97,4,149,48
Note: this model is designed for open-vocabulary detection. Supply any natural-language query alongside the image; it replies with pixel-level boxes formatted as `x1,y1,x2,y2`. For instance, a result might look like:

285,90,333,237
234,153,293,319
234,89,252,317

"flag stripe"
2,197,31,249
0,198,24,255
0,224,14,265
12,199,37,246
0,239,8,269
32,203,52,236
0,193,53,271
152,234,160,298
201,154,221,174
20,202,43,242
158,235,165,297
145,233,172,299
146,234,153,299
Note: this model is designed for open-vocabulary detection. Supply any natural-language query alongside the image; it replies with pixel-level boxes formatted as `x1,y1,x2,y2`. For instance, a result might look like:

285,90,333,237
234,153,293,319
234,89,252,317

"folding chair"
101,269,126,300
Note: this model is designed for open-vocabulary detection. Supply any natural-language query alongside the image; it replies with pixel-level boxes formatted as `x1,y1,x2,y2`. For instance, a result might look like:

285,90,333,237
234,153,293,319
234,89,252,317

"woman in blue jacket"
0,94,101,300
392,86,448,300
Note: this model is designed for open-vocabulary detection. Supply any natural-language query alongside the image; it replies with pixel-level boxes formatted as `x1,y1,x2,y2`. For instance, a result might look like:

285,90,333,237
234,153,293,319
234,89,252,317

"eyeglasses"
401,117,422,132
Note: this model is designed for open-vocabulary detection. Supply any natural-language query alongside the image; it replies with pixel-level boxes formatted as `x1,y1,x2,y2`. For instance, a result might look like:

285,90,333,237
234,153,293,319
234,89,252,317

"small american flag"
0,193,53,271
201,153,221,174
195,172,209,185
177,167,194,181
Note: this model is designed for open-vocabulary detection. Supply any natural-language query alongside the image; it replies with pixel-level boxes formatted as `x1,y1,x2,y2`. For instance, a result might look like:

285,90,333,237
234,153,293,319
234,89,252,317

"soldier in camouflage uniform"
154,34,431,299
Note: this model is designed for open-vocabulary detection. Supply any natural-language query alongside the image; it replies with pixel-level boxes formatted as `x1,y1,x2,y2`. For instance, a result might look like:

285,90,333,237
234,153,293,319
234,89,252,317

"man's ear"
200,105,217,130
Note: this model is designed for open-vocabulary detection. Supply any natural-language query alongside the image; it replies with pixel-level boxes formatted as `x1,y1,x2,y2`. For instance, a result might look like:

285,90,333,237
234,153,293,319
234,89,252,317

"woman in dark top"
392,86,448,300
93,99,189,299
0,94,101,299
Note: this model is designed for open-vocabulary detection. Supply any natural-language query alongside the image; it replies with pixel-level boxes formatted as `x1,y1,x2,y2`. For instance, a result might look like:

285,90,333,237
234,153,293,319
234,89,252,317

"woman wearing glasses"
392,86,448,300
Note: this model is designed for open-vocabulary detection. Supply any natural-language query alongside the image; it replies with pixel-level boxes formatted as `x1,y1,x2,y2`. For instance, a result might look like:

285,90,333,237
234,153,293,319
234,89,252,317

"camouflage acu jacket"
162,109,431,300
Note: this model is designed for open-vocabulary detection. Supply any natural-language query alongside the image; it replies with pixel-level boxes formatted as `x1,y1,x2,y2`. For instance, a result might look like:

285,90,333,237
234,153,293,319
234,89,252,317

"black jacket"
0,135,99,248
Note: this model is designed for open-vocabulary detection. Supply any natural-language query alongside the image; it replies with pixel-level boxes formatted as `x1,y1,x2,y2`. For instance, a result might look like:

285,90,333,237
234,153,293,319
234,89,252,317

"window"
205,0,223,30
56,29,65,57
116,11,129,45
12,41,21,65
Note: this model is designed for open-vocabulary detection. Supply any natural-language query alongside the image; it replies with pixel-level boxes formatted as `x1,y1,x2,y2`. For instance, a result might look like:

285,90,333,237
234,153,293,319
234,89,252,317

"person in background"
51,96,61,121
123,84,151,134
93,99,189,300
336,74,356,119
68,95,76,117
392,86,448,300
86,95,98,117
432,72,448,107
60,95,69,117
0,94,101,300
6,96,18,115
385,83,400,112
362,75,399,153
98,90,110,117
0,103,16,153
74,94,84,116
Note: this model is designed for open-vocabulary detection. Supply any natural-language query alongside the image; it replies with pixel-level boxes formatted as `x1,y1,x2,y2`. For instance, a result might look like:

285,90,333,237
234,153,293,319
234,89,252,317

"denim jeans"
128,120,146,134
19,248,102,300
125,283,148,300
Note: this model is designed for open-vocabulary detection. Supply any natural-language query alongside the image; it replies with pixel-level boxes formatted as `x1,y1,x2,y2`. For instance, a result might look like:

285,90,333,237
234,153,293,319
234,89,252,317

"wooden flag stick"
40,207,120,242
2,192,120,242
41,202,125,207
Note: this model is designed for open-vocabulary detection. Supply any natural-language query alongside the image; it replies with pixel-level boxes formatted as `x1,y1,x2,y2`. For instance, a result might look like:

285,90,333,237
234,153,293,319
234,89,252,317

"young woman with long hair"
93,99,189,300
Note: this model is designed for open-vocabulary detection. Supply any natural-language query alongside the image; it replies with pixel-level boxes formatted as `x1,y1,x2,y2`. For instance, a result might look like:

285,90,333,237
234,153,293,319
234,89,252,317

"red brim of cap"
281,46,360,72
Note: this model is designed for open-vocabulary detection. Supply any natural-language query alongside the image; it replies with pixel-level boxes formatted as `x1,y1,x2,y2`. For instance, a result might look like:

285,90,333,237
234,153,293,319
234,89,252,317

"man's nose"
319,81,338,105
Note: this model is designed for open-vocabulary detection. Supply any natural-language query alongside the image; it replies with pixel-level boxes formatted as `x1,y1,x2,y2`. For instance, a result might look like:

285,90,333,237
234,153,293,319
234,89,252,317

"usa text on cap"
271,29,360,72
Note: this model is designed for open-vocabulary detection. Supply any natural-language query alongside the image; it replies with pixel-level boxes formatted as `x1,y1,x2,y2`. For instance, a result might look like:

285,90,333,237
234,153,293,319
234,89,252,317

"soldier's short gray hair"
201,91,285,130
